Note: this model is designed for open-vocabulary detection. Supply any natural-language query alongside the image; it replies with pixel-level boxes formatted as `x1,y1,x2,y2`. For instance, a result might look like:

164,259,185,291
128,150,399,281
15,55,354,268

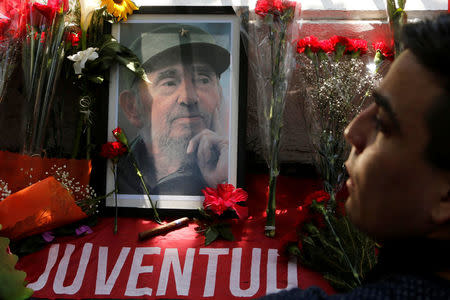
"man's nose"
344,105,375,154
177,74,198,105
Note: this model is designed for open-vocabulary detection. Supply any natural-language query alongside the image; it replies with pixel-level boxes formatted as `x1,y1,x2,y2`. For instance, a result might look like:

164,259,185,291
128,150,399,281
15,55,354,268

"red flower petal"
202,184,248,217
373,41,394,60
318,39,334,53
255,0,273,17
296,35,320,53
100,142,127,159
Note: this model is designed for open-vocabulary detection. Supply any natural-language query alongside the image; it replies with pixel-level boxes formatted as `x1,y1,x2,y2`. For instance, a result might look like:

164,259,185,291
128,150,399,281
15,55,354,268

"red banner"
17,217,333,299
17,174,334,299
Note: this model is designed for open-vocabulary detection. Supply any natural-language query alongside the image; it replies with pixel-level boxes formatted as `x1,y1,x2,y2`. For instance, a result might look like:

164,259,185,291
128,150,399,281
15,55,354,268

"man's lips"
346,177,354,191
171,115,203,123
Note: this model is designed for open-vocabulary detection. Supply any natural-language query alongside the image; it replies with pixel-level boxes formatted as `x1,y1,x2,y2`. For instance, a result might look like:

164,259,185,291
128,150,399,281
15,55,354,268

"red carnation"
296,35,320,54
67,31,80,47
302,190,330,208
330,35,349,49
296,191,330,230
255,0,296,17
255,0,274,17
100,142,127,160
347,38,368,55
5,4,28,39
318,39,334,53
273,0,296,14
373,41,394,60
202,184,248,218
31,2,59,25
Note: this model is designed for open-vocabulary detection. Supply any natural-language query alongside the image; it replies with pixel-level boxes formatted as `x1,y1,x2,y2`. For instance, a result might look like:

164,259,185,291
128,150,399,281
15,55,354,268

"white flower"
67,47,99,74
79,0,102,32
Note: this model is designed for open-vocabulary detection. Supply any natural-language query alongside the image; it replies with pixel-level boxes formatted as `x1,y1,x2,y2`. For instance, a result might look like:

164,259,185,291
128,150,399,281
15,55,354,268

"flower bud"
112,127,129,147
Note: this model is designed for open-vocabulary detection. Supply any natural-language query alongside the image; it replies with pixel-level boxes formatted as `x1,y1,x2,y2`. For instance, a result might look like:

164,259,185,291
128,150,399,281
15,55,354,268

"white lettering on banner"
95,247,131,295
266,249,298,294
230,248,261,297
27,244,60,291
199,248,230,297
156,248,195,296
53,243,93,294
27,244,302,297
125,247,160,297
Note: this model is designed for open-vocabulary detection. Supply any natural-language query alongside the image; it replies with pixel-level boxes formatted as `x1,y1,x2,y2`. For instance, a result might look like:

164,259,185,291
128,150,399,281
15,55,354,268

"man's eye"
197,78,210,84
194,74,212,85
160,80,177,87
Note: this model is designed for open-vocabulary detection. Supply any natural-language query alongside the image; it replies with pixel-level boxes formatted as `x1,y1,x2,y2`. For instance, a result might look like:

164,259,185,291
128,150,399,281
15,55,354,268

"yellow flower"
101,0,138,21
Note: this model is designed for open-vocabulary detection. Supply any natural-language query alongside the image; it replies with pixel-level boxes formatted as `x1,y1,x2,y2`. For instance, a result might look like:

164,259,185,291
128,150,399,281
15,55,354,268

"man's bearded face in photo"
136,61,222,162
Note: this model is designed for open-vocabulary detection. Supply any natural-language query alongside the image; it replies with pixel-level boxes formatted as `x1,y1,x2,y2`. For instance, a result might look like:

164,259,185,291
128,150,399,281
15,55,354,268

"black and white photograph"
106,12,240,209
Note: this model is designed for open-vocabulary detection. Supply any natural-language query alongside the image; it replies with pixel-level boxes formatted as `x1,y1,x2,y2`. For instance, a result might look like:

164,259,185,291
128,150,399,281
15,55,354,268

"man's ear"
119,90,143,128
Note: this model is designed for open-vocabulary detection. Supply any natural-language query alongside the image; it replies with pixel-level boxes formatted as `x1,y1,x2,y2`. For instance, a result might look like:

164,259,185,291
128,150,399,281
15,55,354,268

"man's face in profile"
137,62,221,155
344,50,448,240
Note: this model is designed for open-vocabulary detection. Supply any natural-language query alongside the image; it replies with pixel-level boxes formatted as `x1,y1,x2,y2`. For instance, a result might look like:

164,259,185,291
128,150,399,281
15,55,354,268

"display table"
17,174,335,299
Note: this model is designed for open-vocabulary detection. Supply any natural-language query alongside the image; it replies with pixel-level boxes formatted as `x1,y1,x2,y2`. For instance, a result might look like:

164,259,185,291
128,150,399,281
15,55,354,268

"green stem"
82,30,87,51
86,123,91,160
72,31,88,159
322,208,361,285
113,164,118,234
265,20,290,238
265,169,278,237
128,152,162,224
71,114,83,158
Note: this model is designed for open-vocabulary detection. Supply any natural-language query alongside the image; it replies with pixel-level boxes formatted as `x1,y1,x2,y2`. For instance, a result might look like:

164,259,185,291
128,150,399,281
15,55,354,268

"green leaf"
0,225,34,300
217,224,234,241
87,75,104,84
398,0,406,9
205,227,219,246
264,14,274,25
393,8,404,18
81,34,148,83
387,0,397,18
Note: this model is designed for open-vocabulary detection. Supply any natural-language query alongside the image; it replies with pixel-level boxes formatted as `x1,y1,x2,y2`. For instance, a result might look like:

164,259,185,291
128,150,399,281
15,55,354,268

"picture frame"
106,7,244,211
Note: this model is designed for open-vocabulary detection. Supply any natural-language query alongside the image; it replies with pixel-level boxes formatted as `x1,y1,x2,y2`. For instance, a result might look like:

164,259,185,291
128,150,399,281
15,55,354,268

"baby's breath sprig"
0,179,11,201
50,164,99,216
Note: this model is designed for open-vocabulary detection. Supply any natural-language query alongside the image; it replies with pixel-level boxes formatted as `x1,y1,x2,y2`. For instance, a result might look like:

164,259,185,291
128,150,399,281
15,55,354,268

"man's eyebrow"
373,90,401,131
193,65,215,74
154,69,179,84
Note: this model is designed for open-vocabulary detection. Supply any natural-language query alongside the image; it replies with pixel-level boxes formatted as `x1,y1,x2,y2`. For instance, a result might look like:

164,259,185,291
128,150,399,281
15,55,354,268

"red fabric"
16,174,334,299
0,150,91,194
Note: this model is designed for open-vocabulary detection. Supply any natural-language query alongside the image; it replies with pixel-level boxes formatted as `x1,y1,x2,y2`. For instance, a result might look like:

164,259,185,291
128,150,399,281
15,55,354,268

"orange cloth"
0,150,91,194
0,176,87,240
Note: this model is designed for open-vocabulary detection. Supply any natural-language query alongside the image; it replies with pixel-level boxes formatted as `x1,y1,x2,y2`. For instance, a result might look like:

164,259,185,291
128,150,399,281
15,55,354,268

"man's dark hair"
401,14,450,170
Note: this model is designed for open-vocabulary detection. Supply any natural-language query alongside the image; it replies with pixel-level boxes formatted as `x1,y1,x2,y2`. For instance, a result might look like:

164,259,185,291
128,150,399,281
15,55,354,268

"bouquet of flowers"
65,0,147,160
237,0,301,237
20,0,70,155
0,0,144,158
101,127,162,234
0,155,97,241
195,184,248,245
0,0,146,245
282,36,393,291
0,0,27,102
297,34,380,209
285,190,377,291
